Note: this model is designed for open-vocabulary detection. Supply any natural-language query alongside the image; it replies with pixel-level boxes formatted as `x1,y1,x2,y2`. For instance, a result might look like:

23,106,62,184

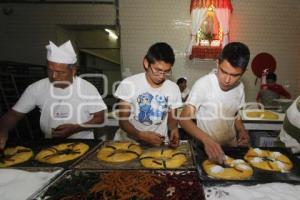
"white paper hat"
46,40,77,64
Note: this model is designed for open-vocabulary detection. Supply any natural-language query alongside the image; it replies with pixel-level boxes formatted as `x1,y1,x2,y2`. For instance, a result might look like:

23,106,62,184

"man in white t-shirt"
180,42,250,164
114,42,182,147
177,77,190,102
0,40,107,148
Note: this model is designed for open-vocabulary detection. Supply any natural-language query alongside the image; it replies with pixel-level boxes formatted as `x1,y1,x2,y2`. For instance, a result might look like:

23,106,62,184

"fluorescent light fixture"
105,29,118,40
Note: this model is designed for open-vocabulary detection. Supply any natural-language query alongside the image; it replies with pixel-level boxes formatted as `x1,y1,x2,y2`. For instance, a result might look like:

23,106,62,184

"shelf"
189,45,221,60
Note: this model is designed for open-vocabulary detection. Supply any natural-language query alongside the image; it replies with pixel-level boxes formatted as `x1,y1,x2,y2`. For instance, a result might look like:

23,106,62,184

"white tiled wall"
0,1,299,101
119,0,300,101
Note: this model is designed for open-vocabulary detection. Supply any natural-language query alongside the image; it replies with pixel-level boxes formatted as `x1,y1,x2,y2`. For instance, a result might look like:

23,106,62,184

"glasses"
148,65,172,77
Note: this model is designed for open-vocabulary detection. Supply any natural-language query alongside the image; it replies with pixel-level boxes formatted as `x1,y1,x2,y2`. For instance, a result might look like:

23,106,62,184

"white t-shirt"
181,87,190,100
13,77,107,139
114,73,182,141
186,70,245,146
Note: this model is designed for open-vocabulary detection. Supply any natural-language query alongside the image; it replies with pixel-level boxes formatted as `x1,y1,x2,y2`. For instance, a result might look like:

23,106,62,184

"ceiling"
1,0,120,65
0,0,114,3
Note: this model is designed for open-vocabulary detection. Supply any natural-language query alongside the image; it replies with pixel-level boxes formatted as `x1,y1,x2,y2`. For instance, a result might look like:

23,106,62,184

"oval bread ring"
97,142,142,163
244,148,293,172
35,142,89,164
0,146,33,167
202,155,253,180
139,148,187,169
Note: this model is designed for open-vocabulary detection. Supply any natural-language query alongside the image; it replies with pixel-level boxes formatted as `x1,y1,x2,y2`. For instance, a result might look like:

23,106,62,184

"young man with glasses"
180,42,250,164
114,42,182,147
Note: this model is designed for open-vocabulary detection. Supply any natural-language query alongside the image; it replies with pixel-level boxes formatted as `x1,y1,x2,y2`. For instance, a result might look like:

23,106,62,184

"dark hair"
219,42,250,71
145,42,175,65
177,77,187,85
266,72,277,82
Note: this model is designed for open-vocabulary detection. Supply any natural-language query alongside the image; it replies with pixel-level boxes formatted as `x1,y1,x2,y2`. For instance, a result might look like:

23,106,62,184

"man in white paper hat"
0,40,107,148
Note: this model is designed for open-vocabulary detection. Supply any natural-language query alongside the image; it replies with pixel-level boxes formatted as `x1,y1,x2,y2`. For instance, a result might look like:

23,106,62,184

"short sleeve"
85,82,107,113
185,79,207,109
114,79,135,103
12,84,37,113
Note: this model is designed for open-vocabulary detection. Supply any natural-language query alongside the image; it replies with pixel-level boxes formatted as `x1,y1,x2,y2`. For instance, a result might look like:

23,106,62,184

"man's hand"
169,128,179,148
0,130,8,149
138,131,164,147
202,134,225,164
52,123,80,138
0,110,25,149
237,130,250,147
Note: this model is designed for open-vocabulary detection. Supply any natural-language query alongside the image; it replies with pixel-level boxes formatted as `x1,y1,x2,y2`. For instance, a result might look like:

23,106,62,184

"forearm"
234,116,247,133
0,110,24,132
168,110,178,131
71,111,105,133
179,119,209,143
119,119,141,139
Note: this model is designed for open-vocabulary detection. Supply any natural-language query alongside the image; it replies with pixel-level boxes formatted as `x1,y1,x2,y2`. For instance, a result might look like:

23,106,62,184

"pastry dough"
202,155,253,180
244,148,293,172
0,146,33,167
246,110,279,120
139,148,187,169
35,142,89,164
97,142,142,163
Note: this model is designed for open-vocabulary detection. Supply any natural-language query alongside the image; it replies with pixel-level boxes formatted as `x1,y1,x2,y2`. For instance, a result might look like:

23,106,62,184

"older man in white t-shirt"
0,40,107,148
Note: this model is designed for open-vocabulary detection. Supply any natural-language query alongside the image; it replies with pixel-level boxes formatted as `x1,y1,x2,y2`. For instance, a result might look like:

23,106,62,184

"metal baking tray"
74,140,196,170
2,138,103,169
194,146,300,184
240,109,284,123
25,167,64,200
32,169,205,200
0,167,63,200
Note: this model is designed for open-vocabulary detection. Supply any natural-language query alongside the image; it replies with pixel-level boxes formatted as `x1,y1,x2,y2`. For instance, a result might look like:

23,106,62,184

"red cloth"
256,83,291,101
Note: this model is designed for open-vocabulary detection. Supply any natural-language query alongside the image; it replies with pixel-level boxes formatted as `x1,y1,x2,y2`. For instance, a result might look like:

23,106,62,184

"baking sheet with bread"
74,140,195,170
195,146,300,184
241,109,285,121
